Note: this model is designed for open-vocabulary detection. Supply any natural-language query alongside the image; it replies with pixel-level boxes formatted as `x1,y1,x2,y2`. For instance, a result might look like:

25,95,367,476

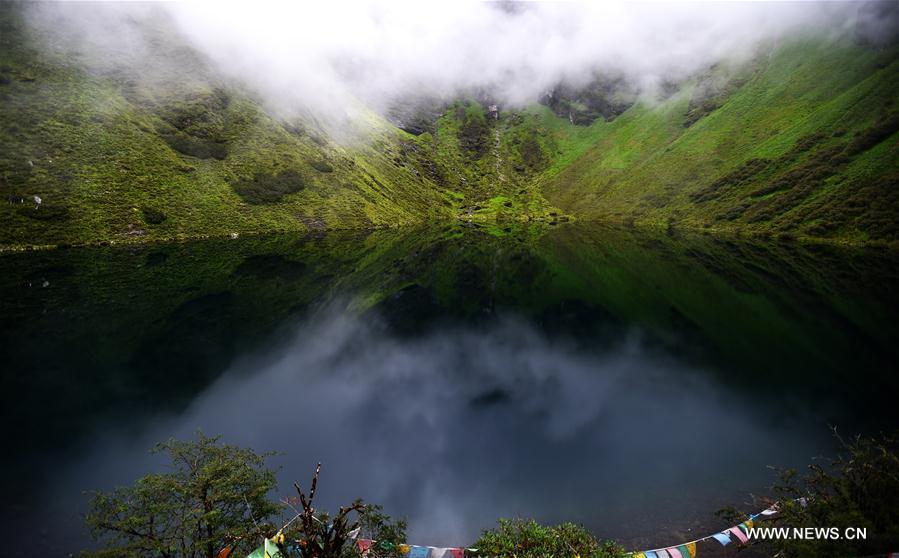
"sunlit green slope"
539,35,899,243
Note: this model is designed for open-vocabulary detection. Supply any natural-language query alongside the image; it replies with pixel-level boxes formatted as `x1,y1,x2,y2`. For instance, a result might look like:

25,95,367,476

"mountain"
1,2,897,249
540,34,899,243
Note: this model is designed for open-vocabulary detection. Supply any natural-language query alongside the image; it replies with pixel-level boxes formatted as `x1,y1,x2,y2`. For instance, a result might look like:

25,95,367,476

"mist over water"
46,309,831,548
3,224,897,555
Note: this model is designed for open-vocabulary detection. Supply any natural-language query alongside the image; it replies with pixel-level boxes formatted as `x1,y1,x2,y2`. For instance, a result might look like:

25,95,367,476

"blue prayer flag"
712,532,732,546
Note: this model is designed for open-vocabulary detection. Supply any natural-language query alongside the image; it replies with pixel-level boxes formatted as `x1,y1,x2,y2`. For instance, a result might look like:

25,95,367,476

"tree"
475,519,625,558
261,464,408,558
747,430,899,558
84,433,281,558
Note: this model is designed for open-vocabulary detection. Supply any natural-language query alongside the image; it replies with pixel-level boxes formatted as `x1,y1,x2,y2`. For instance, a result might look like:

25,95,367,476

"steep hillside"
0,4,539,249
1,2,897,249
539,34,899,243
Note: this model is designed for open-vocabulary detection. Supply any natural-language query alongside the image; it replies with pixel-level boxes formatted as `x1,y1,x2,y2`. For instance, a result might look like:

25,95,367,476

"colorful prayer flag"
430,548,449,558
358,539,373,555
265,538,284,558
656,550,670,558
667,547,683,558
712,532,731,546
728,527,748,544
644,552,658,558
679,542,696,558
449,549,464,558
398,545,412,554
409,546,430,558
760,506,778,516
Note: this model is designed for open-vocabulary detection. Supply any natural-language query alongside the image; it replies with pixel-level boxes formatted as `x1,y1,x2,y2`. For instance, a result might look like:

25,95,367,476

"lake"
1,223,897,556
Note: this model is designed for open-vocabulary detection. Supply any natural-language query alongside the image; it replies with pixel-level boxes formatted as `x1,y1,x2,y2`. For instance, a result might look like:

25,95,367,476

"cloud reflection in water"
56,307,828,548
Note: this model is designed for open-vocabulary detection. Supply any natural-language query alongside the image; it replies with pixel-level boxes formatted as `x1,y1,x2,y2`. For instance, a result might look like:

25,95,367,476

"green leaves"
84,433,280,558
474,519,625,558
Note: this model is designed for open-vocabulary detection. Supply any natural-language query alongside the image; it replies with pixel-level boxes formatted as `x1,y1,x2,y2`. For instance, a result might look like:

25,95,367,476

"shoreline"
2,217,897,255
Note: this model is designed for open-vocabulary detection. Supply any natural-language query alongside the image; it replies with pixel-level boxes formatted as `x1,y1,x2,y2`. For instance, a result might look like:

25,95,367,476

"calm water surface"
1,224,897,556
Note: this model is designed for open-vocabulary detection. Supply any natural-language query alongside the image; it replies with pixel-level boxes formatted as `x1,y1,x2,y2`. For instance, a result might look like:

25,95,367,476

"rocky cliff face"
539,73,638,125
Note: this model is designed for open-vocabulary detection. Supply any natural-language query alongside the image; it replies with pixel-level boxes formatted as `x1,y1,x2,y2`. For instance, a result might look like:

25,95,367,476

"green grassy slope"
0,4,460,248
1,1,897,249
539,34,899,243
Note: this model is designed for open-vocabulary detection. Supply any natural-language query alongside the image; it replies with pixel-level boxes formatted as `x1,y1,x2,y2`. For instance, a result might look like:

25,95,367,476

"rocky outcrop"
540,73,637,125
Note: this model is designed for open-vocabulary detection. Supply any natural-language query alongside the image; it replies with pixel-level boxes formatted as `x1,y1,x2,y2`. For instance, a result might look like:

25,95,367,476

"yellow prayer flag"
398,545,412,554
685,542,696,557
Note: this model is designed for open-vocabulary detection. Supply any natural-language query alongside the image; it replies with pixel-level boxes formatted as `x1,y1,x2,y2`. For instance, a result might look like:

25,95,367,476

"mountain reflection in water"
1,223,897,555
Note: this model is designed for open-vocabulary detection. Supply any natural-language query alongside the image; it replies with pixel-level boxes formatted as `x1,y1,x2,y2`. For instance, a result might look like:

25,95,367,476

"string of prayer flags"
356,539,471,558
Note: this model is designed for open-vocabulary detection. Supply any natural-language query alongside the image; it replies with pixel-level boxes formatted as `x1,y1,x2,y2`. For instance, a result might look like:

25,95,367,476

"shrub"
691,158,772,203
311,160,334,173
741,431,899,558
475,519,625,558
846,114,899,156
141,206,167,225
233,170,307,204
458,106,490,157
519,136,547,170
161,132,228,160
16,204,70,221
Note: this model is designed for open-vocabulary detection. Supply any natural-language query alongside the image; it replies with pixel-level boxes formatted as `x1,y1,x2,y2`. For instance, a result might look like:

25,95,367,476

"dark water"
1,223,898,556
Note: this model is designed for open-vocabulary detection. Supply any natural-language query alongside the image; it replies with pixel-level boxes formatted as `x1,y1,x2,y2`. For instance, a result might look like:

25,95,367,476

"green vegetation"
1,4,897,249
83,431,899,558
0,4,454,248
233,170,307,205
84,434,280,558
475,520,625,558
720,431,899,557
82,434,624,558
539,37,899,244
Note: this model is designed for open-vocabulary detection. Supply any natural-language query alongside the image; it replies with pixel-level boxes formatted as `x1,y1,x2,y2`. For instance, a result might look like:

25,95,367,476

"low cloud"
22,1,866,124
164,1,859,112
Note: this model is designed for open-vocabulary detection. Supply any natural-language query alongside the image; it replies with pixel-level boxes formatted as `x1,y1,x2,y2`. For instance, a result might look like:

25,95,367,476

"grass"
538,34,899,244
1,2,897,248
